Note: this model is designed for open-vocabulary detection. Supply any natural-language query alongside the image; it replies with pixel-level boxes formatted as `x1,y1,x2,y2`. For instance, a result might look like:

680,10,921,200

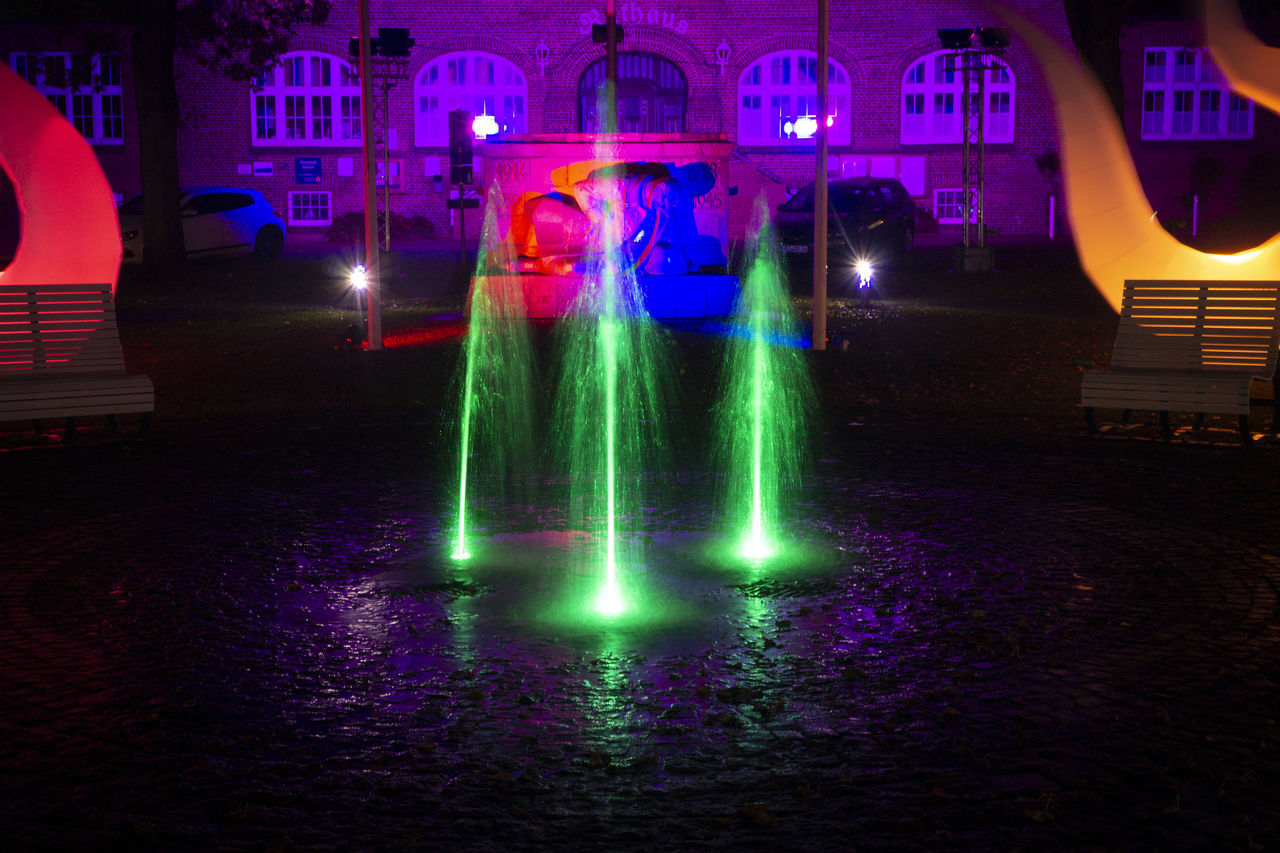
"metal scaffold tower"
352,27,414,252
371,53,409,251
939,26,1009,271
959,48,986,251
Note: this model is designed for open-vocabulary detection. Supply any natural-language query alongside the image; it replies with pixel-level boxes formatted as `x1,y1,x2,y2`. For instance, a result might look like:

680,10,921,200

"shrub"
327,211,437,246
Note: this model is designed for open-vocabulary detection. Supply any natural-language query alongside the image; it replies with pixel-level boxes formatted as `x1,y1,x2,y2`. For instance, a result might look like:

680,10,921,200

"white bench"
0,283,154,437
1083,280,1280,442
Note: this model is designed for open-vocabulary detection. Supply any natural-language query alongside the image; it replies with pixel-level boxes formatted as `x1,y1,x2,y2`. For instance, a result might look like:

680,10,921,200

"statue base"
508,272,740,319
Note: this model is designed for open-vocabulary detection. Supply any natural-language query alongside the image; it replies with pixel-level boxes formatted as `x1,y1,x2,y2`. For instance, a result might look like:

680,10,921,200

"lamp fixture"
715,40,731,75
535,38,551,75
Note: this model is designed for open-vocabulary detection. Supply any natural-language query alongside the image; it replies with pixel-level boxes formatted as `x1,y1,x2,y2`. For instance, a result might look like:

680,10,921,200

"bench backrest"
0,284,127,375
1114,280,1280,376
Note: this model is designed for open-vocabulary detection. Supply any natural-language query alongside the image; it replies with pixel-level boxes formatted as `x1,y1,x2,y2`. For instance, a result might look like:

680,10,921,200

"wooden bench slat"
0,285,154,427
1084,280,1280,438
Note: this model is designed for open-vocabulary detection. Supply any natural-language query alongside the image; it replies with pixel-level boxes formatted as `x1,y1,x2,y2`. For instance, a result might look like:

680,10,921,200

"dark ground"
2,237,1278,851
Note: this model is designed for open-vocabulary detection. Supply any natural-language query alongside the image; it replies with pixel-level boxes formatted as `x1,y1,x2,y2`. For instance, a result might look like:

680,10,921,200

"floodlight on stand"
376,28,414,57
938,27,974,49
351,263,368,290
979,27,1011,48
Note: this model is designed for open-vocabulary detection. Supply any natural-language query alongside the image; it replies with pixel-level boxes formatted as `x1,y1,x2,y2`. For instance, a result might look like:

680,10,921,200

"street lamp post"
357,0,381,349
812,0,829,350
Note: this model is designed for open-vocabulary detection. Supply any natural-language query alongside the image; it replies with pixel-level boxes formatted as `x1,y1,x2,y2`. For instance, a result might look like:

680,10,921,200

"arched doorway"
579,53,687,133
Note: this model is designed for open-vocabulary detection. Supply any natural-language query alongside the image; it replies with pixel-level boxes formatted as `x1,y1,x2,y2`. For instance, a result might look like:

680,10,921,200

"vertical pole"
1048,194,1055,239
382,81,392,252
960,51,971,250
1192,194,1199,237
976,56,986,249
358,0,382,349
606,0,618,133
458,183,466,265
812,0,828,351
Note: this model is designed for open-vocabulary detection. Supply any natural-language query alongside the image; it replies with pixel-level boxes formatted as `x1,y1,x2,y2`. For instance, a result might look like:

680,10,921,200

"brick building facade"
3,1,1277,247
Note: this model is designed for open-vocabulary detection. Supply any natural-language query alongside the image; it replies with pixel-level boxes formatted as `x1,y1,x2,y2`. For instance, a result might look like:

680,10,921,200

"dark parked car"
774,176,917,276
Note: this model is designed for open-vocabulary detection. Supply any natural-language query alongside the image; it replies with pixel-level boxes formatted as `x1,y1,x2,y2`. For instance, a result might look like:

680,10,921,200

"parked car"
118,187,285,262
774,176,917,275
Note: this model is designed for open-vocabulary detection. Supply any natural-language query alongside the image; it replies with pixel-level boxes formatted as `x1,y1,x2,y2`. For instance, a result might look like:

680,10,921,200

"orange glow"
1204,0,1280,115
990,0,1280,314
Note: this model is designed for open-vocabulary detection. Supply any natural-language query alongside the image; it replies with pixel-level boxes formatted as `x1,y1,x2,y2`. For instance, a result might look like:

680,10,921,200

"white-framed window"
901,50,1015,145
933,188,975,225
737,50,851,145
414,52,527,146
9,52,124,145
288,190,332,225
252,51,360,147
1140,48,1252,139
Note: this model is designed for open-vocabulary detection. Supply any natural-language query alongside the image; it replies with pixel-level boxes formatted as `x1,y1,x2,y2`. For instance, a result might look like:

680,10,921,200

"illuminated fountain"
451,196,535,562
450,185,823,623
450,125,827,623
549,150,675,618
717,195,814,564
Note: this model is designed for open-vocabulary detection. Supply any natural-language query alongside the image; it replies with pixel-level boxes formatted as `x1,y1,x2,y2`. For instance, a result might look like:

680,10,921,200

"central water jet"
551,151,675,620
718,194,814,565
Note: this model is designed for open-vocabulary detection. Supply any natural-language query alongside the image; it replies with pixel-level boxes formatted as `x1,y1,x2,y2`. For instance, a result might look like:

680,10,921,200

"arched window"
900,50,1015,145
251,51,361,147
415,52,527,145
578,53,687,133
737,50,850,145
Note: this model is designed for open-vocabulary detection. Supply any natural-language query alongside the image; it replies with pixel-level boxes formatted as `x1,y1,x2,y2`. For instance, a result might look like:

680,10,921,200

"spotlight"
351,263,367,290
938,27,974,50
856,259,873,307
856,259,873,288
471,114,499,139
979,26,1011,48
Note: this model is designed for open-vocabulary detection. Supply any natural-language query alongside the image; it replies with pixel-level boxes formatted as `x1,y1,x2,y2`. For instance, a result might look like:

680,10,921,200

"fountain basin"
515,271,738,318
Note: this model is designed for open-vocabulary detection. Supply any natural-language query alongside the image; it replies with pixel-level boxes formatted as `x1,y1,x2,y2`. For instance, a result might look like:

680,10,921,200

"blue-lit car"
119,186,285,262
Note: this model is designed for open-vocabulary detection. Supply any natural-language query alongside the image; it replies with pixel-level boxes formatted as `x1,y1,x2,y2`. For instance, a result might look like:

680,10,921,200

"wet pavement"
2,411,1278,851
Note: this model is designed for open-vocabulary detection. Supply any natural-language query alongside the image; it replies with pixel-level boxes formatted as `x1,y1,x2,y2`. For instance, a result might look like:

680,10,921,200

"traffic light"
448,109,473,184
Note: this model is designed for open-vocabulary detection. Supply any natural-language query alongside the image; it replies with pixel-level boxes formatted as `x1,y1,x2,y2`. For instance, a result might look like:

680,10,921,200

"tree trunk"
1062,0,1133,121
131,0,184,271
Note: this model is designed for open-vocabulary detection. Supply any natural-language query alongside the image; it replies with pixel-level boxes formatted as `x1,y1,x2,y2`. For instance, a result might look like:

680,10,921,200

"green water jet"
718,193,814,564
452,193,535,561
552,144,674,618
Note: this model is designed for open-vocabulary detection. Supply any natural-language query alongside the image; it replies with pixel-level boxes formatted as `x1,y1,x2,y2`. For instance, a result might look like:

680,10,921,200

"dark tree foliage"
1062,0,1136,119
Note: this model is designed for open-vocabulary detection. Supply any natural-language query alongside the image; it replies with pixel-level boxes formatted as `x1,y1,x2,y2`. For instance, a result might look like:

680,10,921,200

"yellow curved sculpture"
0,61,121,291
989,0,1280,313
1204,0,1280,115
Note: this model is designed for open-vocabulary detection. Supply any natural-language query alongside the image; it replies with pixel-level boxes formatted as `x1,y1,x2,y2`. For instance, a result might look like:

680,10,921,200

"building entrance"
579,53,687,133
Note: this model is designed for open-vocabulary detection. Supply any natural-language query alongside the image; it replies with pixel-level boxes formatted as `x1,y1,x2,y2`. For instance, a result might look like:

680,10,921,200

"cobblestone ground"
2,417,1279,851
